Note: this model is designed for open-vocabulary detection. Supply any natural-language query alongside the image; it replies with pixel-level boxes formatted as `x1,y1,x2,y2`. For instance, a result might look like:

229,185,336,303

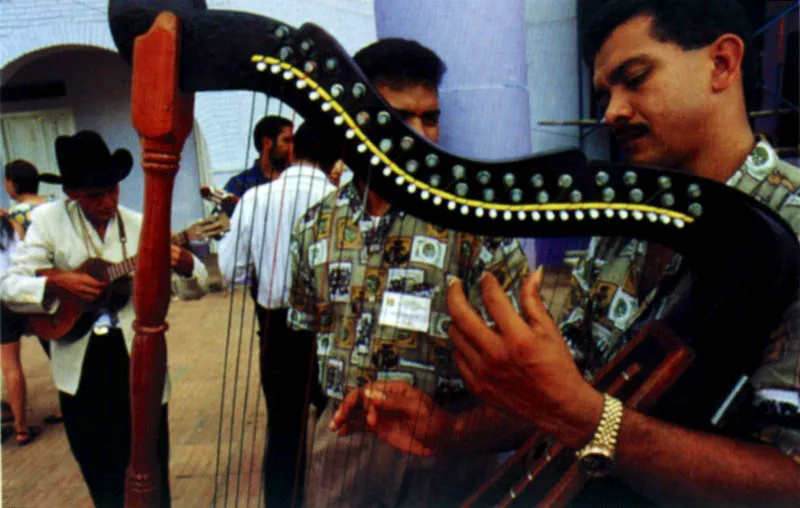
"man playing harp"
287,38,533,507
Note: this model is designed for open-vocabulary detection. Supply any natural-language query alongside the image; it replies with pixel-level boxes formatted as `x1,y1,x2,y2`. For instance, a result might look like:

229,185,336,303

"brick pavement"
1,287,268,508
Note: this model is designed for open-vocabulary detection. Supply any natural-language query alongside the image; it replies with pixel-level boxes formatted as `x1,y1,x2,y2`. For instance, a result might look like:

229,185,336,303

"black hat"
55,130,133,189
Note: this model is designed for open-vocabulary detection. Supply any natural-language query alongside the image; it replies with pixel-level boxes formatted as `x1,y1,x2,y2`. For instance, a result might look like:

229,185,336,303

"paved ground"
1,263,571,507
1,283,269,508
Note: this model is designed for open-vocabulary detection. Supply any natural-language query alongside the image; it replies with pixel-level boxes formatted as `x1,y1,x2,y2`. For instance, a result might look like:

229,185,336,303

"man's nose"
603,92,633,125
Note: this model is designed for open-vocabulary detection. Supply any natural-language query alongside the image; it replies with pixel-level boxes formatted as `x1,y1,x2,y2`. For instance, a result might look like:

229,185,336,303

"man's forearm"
614,409,800,507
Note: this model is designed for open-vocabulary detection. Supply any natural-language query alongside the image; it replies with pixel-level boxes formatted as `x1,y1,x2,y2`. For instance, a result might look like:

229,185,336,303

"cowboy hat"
55,130,133,189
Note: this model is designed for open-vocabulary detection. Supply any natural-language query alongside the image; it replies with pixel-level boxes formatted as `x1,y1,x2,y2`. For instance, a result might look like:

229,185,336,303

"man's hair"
353,38,446,90
582,0,758,110
5,159,41,194
292,122,344,173
253,115,293,153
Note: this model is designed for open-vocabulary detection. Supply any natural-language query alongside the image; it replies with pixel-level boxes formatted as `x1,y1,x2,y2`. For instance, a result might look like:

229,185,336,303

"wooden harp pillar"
125,11,194,507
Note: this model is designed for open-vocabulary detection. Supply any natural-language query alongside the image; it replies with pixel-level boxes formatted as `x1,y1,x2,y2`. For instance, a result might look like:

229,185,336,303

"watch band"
575,393,624,476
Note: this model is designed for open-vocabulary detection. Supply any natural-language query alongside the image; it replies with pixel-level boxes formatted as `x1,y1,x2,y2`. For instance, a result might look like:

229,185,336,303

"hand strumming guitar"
170,245,194,277
44,270,106,302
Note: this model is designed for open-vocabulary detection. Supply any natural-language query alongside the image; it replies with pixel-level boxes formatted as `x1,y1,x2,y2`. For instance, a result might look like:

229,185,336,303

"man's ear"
261,137,273,159
710,33,745,93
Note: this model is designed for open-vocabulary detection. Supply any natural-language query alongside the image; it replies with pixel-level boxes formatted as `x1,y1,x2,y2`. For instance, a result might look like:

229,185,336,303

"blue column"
374,0,539,262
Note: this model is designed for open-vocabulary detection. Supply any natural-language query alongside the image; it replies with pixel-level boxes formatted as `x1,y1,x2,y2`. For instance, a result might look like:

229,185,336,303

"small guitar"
29,217,228,340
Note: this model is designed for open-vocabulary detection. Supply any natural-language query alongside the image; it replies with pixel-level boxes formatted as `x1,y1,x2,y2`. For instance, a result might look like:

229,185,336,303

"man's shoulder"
29,200,66,222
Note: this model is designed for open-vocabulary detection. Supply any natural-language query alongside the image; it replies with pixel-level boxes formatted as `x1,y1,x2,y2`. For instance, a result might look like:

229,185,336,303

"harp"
108,1,799,506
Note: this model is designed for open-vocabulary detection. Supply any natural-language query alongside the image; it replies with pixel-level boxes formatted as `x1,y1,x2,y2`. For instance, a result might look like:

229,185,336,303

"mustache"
612,124,649,142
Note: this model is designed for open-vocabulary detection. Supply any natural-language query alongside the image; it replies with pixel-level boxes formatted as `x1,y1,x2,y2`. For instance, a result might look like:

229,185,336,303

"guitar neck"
107,255,138,282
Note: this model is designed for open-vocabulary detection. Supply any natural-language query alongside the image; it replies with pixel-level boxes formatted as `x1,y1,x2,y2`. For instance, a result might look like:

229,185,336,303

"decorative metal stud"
604,209,615,219
530,174,544,188
282,70,294,80
477,171,491,185
430,174,442,187
426,154,440,168
489,209,498,219
532,211,542,221
619,210,629,220
406,160,419,174
400,136,414,151
382,167,392,177
303,61,317,74
333,115,344,126
377,112,391,125
322,102,333,112
687,184,702,199
689,203,703,217
270,64,281,74
275,26,290,39
370,155,381,166
483,188,495,202
433,196,443,206
256,62,267,72
352,83,366,98
560,211,570,221
674,218,685,229
660,214,671,225
511,189,523,203
296,80,307,89
325,57,338,71
504,173,516,188
356,143,367,153
476,208,485,218
279,47,293,61
344,129,355,139
330,84,344,98
452,165,466,179
589,209,600,220
356,112,370,126
504,211,513,221
658,176,672,190
517,211,527,221
602,188,616,202
309,91,320,101
299,40,314,53
595,171,610,186
448,201,457,211
575,210,585,221
632,210,644,221
570,190,583,203
455,182,469,197
461,205,470,215
558,174,574,188
537,191,549,204
623,171,638,186
421,190,430,200
379,139,392,153
661,193,675,207
407,184,417,194
630,188,644,202
647,212,658,222
545,211,556,221
395,176,404,186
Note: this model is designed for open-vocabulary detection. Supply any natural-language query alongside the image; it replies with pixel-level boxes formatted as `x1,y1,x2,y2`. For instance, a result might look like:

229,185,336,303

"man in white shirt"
1,130,209,507
217,121,342,507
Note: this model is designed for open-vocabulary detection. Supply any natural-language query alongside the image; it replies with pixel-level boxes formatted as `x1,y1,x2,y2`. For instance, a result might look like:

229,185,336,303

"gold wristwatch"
575,393,624,478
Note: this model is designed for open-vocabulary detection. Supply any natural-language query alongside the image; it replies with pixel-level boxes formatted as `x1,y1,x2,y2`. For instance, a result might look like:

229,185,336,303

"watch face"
580,453,614,478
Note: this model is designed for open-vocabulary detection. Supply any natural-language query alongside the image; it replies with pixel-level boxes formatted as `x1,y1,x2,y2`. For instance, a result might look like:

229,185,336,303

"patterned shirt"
288,182,530,407
560,140,800,464
9,202,37,233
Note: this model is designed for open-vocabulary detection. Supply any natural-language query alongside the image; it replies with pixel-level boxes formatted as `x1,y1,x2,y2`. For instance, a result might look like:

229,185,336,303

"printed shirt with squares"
288,182,530,408
559,140,800,464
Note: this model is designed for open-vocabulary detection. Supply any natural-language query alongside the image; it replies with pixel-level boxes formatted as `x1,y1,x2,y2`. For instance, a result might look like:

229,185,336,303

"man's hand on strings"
170,245,194,277
44,269,106,301
447,269,604,449
329,380,457,457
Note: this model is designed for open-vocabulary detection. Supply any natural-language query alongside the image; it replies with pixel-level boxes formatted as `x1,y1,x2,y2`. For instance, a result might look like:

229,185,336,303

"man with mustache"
332,0,800,505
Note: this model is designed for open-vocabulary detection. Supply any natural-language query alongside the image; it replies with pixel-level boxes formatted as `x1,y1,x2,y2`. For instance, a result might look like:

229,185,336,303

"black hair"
292,122,344,173
4,159,61,195
353,38,447,90
252,115,293,153
582,0,759,110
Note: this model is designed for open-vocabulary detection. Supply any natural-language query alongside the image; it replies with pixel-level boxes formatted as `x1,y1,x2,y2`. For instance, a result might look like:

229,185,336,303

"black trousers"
257,306,324,508
59,330,171,508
